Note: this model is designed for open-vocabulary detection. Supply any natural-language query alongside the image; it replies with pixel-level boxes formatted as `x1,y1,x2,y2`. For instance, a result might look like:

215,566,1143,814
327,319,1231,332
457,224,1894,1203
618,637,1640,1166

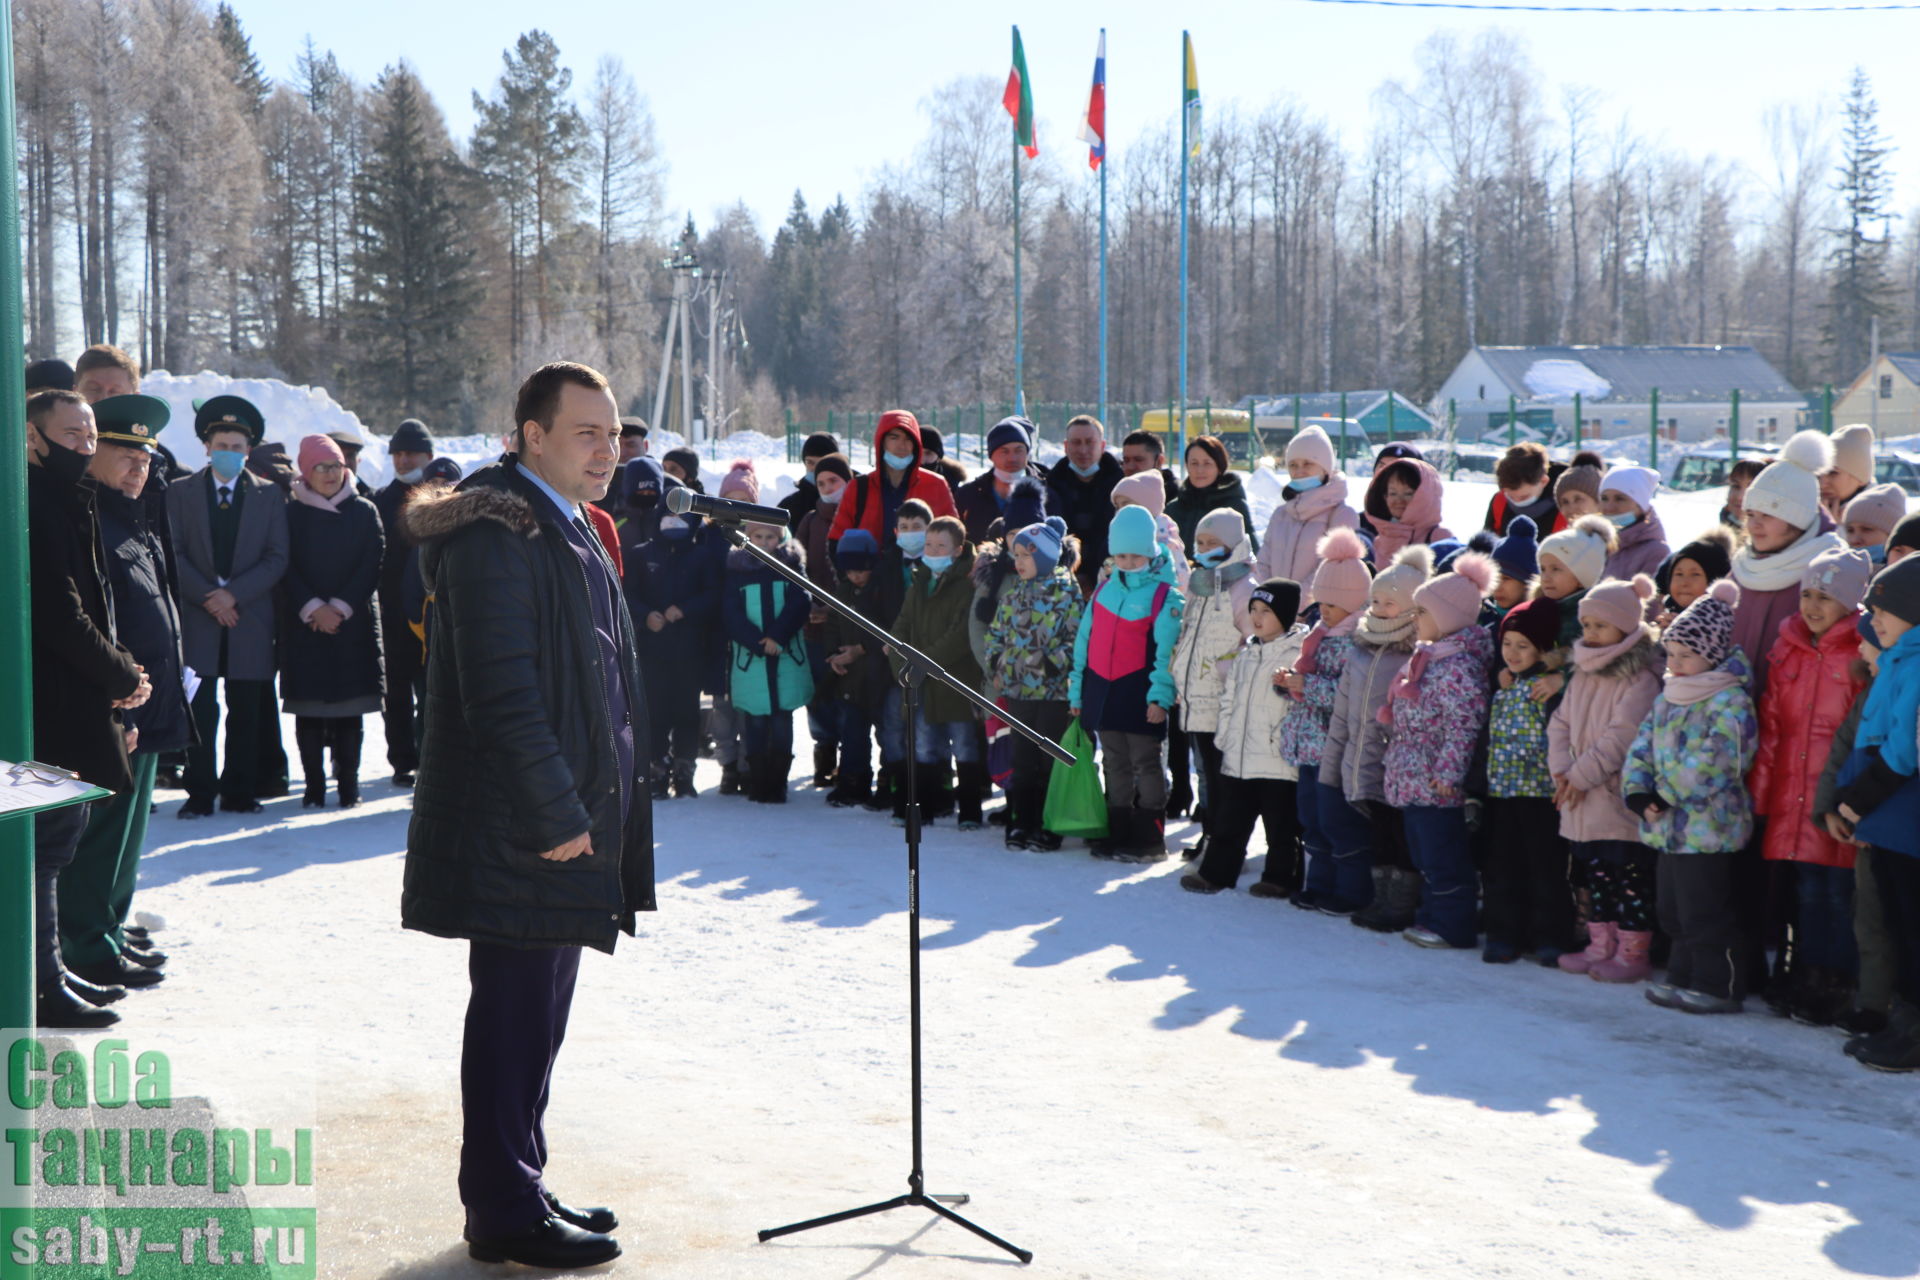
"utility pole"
1870,314,1881,433
652,228,702,442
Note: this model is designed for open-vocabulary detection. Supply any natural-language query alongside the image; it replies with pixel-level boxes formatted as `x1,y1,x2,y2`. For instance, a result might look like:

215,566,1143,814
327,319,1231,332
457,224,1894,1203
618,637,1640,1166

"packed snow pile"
1522,358,1612,402
143,370,394,488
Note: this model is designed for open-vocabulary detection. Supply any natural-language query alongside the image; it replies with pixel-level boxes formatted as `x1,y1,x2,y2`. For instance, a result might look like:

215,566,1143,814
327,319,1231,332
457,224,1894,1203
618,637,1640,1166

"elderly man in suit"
165,395,288,817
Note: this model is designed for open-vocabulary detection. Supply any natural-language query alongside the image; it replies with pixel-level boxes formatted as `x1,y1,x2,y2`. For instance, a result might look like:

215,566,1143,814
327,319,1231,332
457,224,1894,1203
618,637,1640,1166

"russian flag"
1076,30,1106,171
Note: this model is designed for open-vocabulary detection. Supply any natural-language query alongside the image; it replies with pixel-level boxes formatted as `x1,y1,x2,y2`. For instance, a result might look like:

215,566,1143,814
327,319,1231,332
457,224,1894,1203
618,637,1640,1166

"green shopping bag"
1042,718,1108,839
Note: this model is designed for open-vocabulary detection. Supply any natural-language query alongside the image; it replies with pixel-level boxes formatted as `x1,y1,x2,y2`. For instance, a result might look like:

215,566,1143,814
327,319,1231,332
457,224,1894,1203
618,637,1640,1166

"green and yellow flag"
1003,26,1038,158
1182,31,1201,158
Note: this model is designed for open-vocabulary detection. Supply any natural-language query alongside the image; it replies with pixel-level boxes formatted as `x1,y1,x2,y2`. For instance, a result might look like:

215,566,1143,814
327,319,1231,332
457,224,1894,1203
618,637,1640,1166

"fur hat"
1013,516,1068,577
1831,423,1877,489
1492,514,1540,583
1579,573,1657,638
1665,579,1742,666
1197,507,1248,551
1499,596,1561,658
1660,527,1735,595
1309,527,1372,614
1842,483,1907,536
1109,505,1160,558
1250,577,1303,629
1745,431,1833,533
1601,465,1660,514
719,459,759,503
1538,514,1618,591
1370,544,1433,614
1869,555,1920,627
1112,470,1168,519
1413,552,1494,638
1804,545,1874,613
1284,425,1336,477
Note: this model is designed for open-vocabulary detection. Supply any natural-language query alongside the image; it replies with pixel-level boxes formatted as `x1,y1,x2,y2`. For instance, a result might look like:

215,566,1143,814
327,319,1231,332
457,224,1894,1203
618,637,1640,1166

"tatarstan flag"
1183,31,1201,158
1003,25,1038,159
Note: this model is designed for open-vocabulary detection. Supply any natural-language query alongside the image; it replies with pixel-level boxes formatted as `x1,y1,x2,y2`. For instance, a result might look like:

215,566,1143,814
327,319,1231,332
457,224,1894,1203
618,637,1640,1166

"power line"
1298,0,1920,10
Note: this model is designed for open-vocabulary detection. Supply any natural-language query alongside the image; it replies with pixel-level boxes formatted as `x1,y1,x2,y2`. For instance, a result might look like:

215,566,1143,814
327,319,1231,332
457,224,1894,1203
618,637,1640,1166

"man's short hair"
1729,458,1768,484
73,344,139,382
1066,415,1105,436
926,515,967,547
1122,430,1163,458
513,361,611,450
1495,441,1549,491
27,388,85,429
896,498,934,527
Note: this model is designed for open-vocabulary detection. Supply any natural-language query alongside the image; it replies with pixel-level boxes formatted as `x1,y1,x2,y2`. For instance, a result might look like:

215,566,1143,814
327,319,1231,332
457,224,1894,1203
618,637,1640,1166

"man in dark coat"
401,362,651,1271
954,415,1053,544
1120,429,1179,510
375,416,435,785
26,389,151,1029
777,431,840,528
166,395,288,816
1047,414,1124,595
64,395,186,997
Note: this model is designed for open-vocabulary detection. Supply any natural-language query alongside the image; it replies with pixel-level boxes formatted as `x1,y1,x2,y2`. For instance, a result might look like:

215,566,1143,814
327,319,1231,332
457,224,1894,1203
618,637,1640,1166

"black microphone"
664,484,790,527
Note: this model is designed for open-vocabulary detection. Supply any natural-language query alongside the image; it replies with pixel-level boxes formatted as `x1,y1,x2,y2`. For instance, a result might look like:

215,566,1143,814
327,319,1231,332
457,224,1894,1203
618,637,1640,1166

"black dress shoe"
219,797,264,814
465,1214,619,1267
66,972,127,1004
120,945,167,969
255,779,291,799
70,956,165,989
393,771,416,789
124,926,149,940
542,1190,617,1234
37,984,120,1029
178,798,214,818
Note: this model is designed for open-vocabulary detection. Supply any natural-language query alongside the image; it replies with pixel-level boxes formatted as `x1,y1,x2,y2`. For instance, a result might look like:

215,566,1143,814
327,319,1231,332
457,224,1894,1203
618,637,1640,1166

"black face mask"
629,490,660,512
33,426,93,487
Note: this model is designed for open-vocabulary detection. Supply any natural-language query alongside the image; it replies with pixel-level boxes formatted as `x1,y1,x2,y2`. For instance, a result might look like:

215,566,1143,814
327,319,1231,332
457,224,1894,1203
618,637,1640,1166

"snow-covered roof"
1888,353,1920,386
1238,389,1435,426
1468,345,1799,404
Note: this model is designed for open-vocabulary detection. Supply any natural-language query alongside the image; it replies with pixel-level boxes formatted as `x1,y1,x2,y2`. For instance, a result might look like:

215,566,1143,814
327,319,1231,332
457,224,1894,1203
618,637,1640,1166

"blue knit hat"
834,527,880,573
1005,476,1047,532
1109,504,1160,558
987,416,1035,456
1014,516,1068,576
1492,514,1540,583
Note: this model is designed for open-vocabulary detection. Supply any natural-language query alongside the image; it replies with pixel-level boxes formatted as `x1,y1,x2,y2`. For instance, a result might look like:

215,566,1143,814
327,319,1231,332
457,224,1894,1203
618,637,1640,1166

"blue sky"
228,0,1920,236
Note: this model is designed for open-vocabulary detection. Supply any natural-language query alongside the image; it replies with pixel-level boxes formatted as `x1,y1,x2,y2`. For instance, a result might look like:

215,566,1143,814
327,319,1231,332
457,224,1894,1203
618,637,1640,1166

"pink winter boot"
1558,922,1617,975
1590,930,1653,984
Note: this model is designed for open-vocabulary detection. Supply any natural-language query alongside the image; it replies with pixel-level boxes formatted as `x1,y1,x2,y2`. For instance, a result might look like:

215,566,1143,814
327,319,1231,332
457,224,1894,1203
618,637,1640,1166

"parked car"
1875,452,1920,496
1668,443,1780,493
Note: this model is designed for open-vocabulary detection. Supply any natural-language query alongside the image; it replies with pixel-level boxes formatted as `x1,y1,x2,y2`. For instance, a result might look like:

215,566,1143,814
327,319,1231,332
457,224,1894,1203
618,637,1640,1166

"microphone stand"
713,519,1070,1266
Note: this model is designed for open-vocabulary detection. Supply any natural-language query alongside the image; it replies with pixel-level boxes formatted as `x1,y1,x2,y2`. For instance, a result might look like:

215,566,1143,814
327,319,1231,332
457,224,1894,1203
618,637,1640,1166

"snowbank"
144,371,395,488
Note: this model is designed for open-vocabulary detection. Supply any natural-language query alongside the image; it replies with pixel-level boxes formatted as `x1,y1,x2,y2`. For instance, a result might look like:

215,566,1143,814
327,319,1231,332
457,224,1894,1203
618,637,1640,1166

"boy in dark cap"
779,431,841,526
376,418,437,785
25,357,75,393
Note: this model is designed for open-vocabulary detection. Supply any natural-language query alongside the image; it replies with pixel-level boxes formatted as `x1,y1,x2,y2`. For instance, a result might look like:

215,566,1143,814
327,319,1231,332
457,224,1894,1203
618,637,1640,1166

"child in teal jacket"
1071,505,1185,862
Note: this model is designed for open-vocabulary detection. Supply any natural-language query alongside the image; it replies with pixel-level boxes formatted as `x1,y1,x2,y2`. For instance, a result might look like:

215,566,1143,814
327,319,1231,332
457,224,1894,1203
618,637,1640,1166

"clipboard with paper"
0,759,111,819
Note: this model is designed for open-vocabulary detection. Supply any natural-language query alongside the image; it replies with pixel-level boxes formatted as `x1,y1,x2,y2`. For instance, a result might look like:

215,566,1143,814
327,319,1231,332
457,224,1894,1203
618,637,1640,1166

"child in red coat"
1750,546,1873,1025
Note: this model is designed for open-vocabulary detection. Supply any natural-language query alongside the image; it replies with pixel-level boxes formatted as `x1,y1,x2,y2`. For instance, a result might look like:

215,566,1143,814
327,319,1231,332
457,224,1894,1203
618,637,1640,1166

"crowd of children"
624,421,1920,1074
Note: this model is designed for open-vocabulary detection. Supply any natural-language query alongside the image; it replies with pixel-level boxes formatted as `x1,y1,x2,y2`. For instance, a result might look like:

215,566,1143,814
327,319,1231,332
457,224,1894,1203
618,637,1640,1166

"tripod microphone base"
758,1191,1031,1264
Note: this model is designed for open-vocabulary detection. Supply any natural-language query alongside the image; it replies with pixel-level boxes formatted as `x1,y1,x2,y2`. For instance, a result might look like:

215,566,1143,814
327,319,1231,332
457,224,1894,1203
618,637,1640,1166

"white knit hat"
1370,544,1433,612
1284,425,1336,477
1745,431,1833,533
1600,465,1659,514
1536,514,1617,591
1831,423,1876,489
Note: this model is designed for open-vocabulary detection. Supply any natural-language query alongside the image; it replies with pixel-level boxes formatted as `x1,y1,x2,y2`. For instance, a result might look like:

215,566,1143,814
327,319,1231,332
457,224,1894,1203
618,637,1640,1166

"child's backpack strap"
1149,582,1170,617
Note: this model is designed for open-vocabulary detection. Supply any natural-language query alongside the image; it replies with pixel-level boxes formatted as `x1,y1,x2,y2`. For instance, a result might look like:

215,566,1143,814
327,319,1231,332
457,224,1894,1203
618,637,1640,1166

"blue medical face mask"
883,450,914,470
1195,547,1227,567
1608,510,1639,529
210,449,246,481
897,529,927,557
1869,541,1889,565
922,554,954,574
1069,460,1102,478
1287,474,1325,492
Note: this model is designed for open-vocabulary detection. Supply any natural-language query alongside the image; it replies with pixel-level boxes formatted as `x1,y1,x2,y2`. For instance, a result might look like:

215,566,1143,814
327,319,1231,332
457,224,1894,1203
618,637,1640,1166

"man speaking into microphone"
402,361,653,1270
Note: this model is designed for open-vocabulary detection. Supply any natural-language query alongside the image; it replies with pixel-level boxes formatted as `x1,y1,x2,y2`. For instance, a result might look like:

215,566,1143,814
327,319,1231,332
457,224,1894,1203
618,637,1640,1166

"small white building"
1433,345,1807,446
1832,353,1920,439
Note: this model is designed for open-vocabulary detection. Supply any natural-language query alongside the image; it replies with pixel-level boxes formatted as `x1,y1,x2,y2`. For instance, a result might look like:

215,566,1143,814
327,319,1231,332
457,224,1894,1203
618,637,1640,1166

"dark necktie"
217,485,232,510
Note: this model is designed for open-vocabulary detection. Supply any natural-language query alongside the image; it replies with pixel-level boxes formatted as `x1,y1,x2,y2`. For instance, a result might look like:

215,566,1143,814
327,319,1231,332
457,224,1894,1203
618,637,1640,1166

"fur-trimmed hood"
403,458,550,591
1588,628,1664,681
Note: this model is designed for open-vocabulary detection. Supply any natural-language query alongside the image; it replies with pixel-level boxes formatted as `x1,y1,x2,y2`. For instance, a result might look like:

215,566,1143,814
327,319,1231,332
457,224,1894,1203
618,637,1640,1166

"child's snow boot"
764,755,792,804
1589,929,1652,983
1090,808,1131,860
1123,807,1169,862
1559,922,1618,975
812,743,837,789
956,762,987,830
719,762,742,796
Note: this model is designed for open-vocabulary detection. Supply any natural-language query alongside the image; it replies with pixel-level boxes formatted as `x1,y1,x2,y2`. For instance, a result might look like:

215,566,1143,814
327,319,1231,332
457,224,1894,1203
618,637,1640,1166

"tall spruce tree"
212,4,269,118
350,64,478,421
1825,67,1896,378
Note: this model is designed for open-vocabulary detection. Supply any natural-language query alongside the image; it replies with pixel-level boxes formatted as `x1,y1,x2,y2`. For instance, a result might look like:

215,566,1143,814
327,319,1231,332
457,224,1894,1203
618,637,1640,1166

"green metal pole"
1650,387,1660,473
1730,388,1740,461
1825,383,1835,434
785,407,793,462
1387,393,1396,442
1508,392,1517,447
1574,392,1583,449
0,0,35,1038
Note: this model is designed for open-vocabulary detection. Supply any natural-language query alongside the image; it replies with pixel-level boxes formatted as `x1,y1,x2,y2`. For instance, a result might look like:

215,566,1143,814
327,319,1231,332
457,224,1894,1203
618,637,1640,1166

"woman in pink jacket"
1363,458,1451,570
1256,425,1360,588
1546,574,1665,983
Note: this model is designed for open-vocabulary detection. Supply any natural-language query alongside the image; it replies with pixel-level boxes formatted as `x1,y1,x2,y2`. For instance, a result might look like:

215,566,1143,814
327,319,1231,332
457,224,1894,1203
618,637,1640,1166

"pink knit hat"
1413,553,1494,638
1111,470,1167,518
297,433,344,483
1309,527,1372,613
1842,483,1907,536
1284,425,1336,477
1577,573,1656,636
719,458,759,503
